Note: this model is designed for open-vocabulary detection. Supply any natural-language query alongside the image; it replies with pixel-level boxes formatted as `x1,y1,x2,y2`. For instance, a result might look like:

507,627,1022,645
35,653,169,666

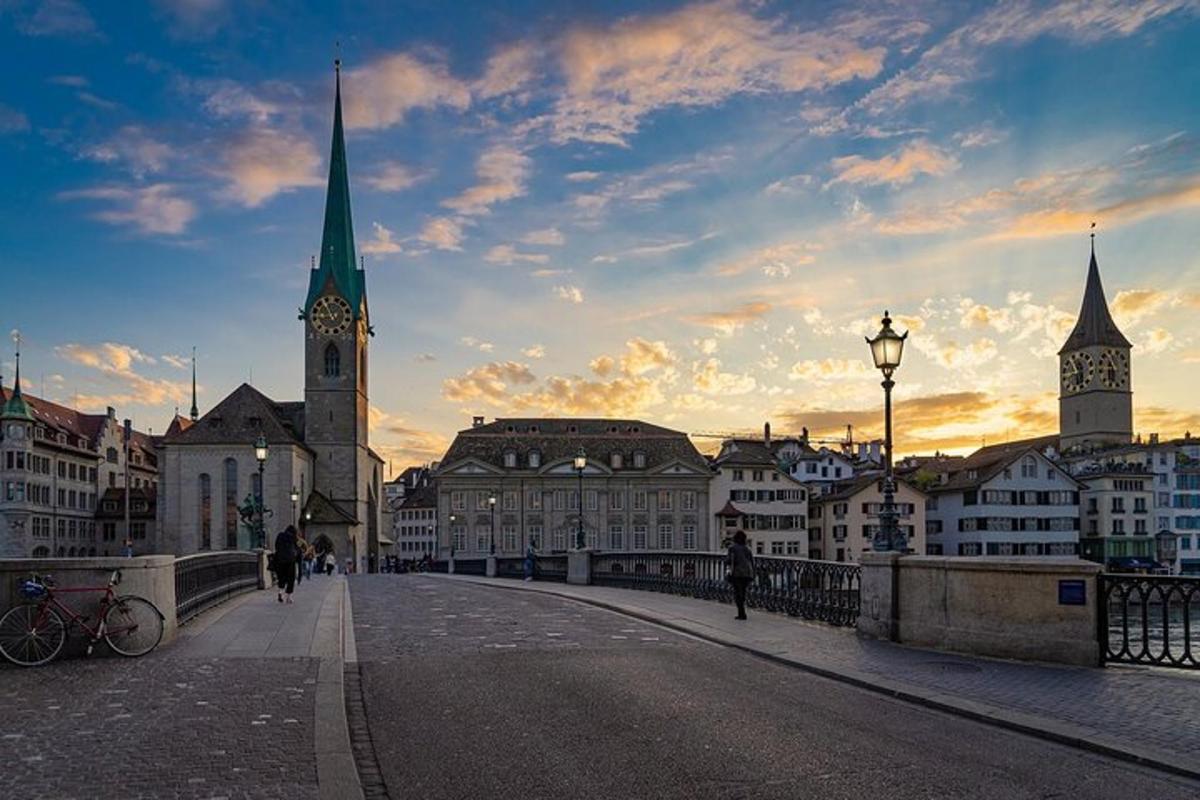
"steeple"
189,346,199,422
1057,234,1131,355
303,59,365,319
2,330,32,421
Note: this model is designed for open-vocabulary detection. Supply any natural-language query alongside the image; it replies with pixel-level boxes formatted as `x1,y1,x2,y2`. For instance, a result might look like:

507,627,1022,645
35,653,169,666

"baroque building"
434,418,713,556
157,63,384,570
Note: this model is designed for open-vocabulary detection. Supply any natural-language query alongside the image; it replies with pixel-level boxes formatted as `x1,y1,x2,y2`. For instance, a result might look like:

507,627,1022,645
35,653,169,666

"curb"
315,577,366,800
435,574,1200,784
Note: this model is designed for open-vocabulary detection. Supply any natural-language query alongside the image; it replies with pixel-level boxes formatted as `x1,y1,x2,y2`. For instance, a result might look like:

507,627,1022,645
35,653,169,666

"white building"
708,435,809,557
924,441,1082,557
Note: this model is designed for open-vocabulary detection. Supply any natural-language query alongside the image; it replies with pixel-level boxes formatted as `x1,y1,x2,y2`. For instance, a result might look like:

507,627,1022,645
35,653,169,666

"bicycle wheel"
0,603,66,666
103,596,164,657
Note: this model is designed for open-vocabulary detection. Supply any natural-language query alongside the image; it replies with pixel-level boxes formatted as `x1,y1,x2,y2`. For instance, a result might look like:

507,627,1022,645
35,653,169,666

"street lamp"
290,485,300,527
865,311,908,553
488,493,496,554
254,433,269,548
573,446,587,550
449,513,457,558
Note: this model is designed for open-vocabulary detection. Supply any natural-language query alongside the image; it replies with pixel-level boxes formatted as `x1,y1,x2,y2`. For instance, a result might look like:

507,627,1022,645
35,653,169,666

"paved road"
350,575,1200,800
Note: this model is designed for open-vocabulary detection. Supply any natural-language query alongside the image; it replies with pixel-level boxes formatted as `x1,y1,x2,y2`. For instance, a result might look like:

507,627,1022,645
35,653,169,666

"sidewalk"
433,574,1200,780
0,573,360,800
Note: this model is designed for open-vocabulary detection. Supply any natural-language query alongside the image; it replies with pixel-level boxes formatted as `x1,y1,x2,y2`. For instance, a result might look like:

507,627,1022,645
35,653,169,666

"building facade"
157,64,384,570
924,443,1081,557
434,418,713,557
395,479,438,557
809,476,926,562
708,437,809,557
1,364,158,558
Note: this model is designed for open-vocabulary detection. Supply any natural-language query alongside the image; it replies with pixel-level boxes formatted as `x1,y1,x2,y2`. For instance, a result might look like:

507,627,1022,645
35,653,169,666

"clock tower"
1058,238,1132,451
301,61,375,563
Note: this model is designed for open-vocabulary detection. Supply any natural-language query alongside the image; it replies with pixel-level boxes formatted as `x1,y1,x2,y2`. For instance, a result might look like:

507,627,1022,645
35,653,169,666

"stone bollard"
257,549,270,589
567,551,591,585
858,551,903,642
486,556,497,578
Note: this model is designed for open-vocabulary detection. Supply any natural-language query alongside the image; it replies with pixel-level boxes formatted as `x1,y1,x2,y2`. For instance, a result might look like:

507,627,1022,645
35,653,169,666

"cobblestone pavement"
349,576,1200,800
0,577,343,800
444,575,1200,770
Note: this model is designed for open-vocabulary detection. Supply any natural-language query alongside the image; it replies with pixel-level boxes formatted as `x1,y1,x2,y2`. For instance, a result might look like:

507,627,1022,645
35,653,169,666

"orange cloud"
686,301,772,334
828,139,958,187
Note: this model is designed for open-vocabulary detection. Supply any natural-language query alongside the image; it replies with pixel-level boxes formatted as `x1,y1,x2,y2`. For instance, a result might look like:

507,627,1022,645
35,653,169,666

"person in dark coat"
273,526,300,604
727,530,755,621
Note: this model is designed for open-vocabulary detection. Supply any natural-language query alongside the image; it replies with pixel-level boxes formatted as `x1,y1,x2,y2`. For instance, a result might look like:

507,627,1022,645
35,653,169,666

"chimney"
763,422,771,447
1149,433,1159,445
801,426,809,444
472,415,485,428
107,406,116,419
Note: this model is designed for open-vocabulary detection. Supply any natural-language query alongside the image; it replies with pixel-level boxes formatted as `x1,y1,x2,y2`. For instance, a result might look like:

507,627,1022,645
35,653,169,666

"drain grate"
344,665,392,799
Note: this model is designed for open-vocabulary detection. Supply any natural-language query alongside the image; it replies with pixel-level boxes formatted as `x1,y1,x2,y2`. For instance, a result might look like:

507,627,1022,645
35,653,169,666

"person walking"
523,542,536,582
274,525,300,604
727,530,755,621
294,534,311,585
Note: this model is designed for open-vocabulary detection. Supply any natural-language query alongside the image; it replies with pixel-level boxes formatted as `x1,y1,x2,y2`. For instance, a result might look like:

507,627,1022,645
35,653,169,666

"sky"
2,0,1199,472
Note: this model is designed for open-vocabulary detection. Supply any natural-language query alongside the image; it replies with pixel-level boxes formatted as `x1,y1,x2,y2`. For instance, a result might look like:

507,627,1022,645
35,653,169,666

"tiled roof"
714,439,778,466
164,383,307,449
399,481,437,509
926,435,1063,493
811,474,923,503
439,417,708,472
0,386,154,458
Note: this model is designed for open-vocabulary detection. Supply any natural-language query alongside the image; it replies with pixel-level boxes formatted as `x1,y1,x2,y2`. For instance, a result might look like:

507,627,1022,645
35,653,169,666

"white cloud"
522,344,546,359
566,171,602,182
442,145,531,215
789,358,873,382
715,241,817,277
693,358,757,395
484,244,549,265
16,0,99,38
80,125,173,178
554,285,584,304
361,222,403,255
364,161,430,192
418,217,465,251
520,227,565,246
343,53,471,130
442,361,537,405
0,104,30,133
475,41,539,100
460,337,495,353
549,0,886,145
219,127,323,207
59,183,197,235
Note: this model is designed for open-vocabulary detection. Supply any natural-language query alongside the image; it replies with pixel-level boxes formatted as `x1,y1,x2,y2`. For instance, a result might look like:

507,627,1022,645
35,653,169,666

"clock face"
1061,353,1095,394
1098,349,1128,389
311,295,353,335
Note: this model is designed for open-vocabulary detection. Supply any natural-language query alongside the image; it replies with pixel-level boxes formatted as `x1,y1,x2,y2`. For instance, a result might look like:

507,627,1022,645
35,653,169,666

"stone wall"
0,555,179,645
859,554,1102,666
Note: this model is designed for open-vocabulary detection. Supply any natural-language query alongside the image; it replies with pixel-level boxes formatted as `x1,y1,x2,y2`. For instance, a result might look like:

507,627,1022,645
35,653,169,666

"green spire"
304,59,365,318
2,335,32,421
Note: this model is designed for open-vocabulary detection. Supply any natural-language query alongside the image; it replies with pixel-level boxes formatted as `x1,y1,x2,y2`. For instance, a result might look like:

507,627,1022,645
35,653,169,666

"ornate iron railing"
1099,574,1198,669
174,551,260,624
590,551,860,627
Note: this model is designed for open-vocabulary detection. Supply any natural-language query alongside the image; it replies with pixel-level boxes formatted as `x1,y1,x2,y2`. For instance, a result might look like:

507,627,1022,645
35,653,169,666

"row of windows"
5,422,90,450
3,450,96,482
958,517,1080,532
964,490,1077,506
3,481,98,510
730,469,783,482
450,523,699,552
722,514,805,531
28,517,99,540
500,451,649,470
819,501,916,517
1177,516,1200,530
450,489,697,513
937,542,1079,556
1178,475,1200,490
1085,519,1151,535
1087,497,1148,513
727,489,805,503
1173,494,1200,509
398,508,435,521
829,524,917,540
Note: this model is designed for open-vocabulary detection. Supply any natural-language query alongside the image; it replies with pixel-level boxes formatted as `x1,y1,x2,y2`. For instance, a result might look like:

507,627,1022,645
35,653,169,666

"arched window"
32,546,49,558
224,458,239,549
1021,455,1037,478
199,473,212,551
324,343,340,377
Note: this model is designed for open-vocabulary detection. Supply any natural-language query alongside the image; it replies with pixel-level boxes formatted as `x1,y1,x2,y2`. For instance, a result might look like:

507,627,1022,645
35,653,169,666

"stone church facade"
157,63,384,570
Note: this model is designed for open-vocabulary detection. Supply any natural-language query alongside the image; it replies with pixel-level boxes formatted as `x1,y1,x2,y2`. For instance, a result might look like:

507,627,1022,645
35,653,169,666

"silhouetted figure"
727,530,755,621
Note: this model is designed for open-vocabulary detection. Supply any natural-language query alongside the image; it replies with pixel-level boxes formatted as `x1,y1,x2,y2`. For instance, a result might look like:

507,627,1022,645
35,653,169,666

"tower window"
324,343,341,377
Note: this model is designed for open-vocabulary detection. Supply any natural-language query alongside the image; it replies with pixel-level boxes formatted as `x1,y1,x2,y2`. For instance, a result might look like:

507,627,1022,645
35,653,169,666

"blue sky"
2,0,1199,468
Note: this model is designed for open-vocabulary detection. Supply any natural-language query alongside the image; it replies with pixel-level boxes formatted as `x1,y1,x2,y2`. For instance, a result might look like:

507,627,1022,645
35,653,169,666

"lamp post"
254,433,269,549
865,311,908,552
449,513,457,558
488,493,496,554
573,447,587,550
290,486,300,528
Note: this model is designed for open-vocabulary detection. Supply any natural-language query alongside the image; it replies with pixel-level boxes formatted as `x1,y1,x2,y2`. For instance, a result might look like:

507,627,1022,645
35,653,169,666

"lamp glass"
254,434,269,463
574,447,587,471
867,314,907,372
488,494,496,506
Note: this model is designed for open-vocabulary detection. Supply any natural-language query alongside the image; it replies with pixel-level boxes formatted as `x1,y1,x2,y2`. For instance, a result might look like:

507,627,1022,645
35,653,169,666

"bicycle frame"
31,571,133,644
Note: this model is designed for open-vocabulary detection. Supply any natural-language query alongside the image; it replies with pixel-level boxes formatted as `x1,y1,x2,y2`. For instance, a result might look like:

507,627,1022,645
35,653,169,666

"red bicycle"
0,570,164,667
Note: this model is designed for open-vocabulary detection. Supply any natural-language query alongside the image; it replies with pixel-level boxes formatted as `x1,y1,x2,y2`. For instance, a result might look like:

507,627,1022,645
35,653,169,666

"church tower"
1058,238,1132,451
302,61,373,557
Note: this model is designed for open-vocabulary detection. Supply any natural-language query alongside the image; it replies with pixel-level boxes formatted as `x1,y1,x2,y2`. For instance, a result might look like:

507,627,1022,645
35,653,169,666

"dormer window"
529,425,539,434
529,451,541,468
503,451,517,468
568,424,578,434
611,453,623,469
633,451,646,469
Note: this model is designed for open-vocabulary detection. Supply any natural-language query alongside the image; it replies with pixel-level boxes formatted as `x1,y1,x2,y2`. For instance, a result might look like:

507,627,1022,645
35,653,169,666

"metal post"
880,376,906,552
576,467,584,550
257,461,266,549
490,502,496,554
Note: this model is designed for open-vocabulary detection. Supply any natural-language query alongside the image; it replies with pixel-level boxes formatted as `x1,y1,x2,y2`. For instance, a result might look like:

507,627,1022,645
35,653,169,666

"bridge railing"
452,558,488,576
1100,573,1199,669
591,551,861,627
174,551,261,624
